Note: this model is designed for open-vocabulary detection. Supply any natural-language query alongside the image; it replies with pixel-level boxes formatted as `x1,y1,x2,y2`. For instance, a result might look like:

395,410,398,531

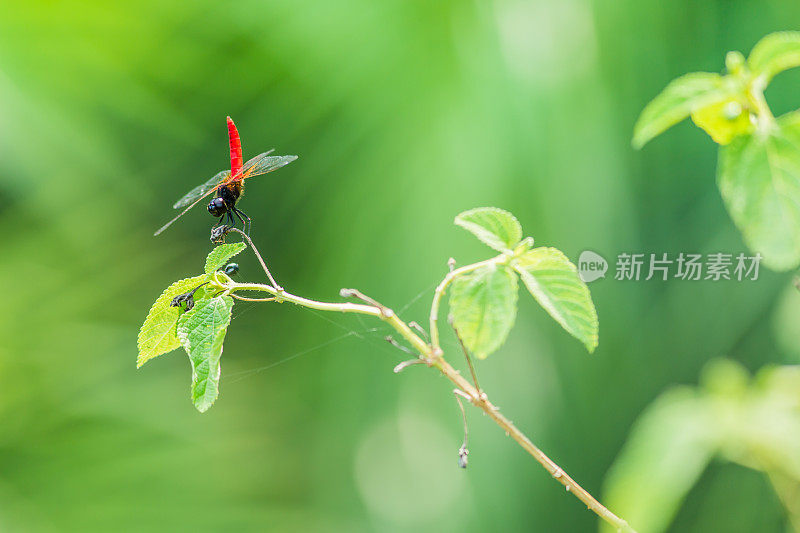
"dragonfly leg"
226,210,237,229
233,207,251,235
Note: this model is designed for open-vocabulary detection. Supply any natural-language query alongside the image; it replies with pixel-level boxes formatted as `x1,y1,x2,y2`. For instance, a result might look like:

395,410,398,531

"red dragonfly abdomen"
227,116,243,179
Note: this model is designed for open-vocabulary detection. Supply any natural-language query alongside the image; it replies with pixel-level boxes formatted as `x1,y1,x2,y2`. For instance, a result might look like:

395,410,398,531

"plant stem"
748,80,777,133
435,357,635,532
429,257,503,353
214,277,635,532
228,228,282,290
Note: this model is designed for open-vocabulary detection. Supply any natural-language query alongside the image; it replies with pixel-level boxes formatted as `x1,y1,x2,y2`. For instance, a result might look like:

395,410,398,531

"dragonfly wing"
155,170,230,236
238,152,298,180
172,170,230,209
154,192,214,236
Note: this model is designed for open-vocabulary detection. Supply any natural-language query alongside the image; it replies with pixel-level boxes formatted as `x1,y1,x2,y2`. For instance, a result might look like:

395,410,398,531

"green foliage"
603,360,800,533
137,275,209,368
144,208,599,412
689,96,752,145
139,245,241,411
449,208,598,358
449,264,518,359
718,111,800,270
632,73,740,149
512,247,599,353
601,389,718,533
177,296,234,413
204,242,246,274
747,31,800,83
455,207,523,253
634,31,800,148
634,31,800,270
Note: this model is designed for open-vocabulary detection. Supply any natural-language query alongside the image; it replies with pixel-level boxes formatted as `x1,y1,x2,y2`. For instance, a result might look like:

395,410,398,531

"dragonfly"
154,116,297,236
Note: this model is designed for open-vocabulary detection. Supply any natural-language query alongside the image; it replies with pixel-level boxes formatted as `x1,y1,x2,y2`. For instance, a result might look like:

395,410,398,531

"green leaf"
513,247,598,352
633,72,740,148
748,31,800,84
177,296,234,413
601,388,718,533
689,97,753,145
717,111,800,270
137,275,209,368
454,207,522,252
204,242,247,274
449,264,518,359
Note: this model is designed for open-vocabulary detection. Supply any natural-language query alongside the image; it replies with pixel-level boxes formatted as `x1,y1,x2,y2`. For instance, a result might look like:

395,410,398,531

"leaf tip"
454,207,523,252
585,337,599,354
631,134,647,150
194,401,214,414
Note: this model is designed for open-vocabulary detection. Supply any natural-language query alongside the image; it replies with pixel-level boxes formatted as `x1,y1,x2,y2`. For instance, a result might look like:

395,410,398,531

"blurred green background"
2,0,800,531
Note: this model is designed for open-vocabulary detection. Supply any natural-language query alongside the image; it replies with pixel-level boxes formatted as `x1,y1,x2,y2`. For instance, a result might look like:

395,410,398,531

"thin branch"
385,335,415,355
341,288,393,318
435,358,636,533
429,257,499,354
450,316,483,397
210,237,637,533
747,80,777,133
454,390,469,469
408,321,429,341
231,294,278,303
393,359,430,373
228,227,282,291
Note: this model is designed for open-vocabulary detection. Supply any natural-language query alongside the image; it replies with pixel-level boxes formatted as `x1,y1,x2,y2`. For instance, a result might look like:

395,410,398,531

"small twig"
454,390,470,468
385,335,415,355
340,288,394,318
228,228,282,292
448,257,456,272
393,358,430,373
231,294,278,303
408,321,429,341
429,257,499,354
449,316,483,398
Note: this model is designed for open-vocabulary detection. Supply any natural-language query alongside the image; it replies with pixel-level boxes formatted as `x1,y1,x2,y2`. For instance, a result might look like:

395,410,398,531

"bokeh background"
2,1,800,531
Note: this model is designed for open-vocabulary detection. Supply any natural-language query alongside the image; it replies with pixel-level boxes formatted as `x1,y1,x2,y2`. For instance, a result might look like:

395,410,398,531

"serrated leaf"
454,207,522,252
601,388,718,533
633,72,740,149
717,111,800,270
137,275,209,368
449,264,518,359
747,31,800,84
177,296,234,413
204,242,247,274
513,247,598,352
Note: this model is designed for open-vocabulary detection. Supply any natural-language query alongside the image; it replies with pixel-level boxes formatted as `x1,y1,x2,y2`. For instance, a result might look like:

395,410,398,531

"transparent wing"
172,170,230,209
233,148,273,178
236,151,298,181
154,192,212,236
154,169,230,236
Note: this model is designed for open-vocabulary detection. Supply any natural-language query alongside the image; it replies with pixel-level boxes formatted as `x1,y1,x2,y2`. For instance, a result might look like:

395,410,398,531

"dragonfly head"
208,197,227,217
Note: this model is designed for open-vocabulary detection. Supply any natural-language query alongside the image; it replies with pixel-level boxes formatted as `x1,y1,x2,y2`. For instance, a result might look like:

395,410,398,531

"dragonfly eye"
208,198,227,217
